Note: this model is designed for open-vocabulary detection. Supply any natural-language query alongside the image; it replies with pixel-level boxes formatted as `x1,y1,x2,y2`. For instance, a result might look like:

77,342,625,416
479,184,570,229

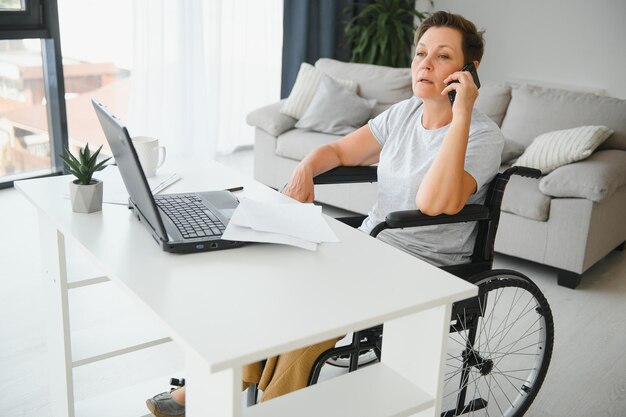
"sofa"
247,58,626,288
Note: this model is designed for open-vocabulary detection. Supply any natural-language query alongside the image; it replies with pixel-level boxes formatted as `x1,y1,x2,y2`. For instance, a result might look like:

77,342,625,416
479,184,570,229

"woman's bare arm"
416,70,479,215
282,125,382,203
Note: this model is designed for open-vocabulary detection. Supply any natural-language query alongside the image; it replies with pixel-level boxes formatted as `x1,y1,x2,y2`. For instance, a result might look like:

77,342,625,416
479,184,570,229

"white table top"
17,160,476,372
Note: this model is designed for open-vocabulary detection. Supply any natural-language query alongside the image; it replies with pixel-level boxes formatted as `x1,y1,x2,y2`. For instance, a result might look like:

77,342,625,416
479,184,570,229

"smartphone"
447,62,481,105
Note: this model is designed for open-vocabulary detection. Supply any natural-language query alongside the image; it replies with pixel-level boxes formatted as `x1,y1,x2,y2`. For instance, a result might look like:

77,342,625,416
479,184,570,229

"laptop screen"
92,98,169,242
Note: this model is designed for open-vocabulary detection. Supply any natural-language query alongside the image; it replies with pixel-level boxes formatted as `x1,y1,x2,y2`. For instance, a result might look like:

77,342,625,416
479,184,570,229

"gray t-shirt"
359,96,504,266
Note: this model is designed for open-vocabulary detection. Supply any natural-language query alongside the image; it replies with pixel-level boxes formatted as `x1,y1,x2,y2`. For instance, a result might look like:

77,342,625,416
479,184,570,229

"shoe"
146,392,185,417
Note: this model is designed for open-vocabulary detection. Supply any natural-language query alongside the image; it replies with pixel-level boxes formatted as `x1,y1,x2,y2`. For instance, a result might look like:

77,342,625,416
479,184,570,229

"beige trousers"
242,336,341,402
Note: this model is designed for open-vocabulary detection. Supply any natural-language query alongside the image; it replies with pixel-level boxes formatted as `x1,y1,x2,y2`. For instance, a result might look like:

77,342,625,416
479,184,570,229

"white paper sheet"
222,197,340,250
222,223,318,251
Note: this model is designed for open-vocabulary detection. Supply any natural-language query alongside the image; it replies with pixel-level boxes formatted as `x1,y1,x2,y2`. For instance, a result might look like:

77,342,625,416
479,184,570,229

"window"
0,0,66,187
0,39,52,181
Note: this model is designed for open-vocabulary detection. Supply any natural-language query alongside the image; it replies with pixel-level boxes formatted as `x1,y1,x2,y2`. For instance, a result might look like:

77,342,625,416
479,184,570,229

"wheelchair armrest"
387,205,490,227
313,166,378,185
504,166,542,179
370,205,490,237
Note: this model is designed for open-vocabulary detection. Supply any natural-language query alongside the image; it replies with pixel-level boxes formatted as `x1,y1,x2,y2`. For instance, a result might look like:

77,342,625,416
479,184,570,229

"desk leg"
382,303,452,417
185,347,242,417
38,212,75,417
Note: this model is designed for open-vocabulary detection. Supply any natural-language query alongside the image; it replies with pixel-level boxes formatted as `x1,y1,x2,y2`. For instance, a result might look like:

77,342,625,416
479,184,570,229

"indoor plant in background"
344,0,431,67
60,144,111,213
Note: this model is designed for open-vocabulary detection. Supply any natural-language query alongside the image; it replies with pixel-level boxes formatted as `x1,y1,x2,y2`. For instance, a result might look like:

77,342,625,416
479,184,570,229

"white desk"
17,160,477,417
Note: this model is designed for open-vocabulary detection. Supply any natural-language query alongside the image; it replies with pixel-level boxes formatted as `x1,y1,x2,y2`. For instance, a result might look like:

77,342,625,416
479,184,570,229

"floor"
1,149,625,417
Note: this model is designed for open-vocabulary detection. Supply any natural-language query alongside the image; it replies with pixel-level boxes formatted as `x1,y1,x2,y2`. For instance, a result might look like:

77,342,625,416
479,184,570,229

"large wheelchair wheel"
442,269,554,417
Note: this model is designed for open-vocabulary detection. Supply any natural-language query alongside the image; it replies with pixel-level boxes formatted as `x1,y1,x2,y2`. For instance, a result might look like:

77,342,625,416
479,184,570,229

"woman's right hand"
282,164,315,203
281,126,382,203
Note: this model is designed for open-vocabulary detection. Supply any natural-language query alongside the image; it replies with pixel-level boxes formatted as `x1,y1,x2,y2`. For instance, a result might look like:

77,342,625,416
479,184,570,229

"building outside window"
0,0,24,11
0,0,63,186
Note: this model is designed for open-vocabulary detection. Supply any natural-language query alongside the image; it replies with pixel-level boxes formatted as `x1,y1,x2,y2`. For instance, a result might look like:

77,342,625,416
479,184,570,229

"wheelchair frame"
247,166,554,417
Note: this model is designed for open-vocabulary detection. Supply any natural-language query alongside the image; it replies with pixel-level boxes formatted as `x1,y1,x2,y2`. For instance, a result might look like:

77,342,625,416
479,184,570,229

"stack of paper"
222,197,340,250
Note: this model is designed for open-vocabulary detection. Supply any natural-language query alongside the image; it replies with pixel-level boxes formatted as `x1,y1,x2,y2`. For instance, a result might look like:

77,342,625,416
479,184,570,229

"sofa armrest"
539,149,626,202
246,100,297,137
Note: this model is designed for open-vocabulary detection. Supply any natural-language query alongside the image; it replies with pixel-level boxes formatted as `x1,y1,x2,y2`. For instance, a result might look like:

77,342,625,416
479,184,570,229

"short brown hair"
414,11,485,64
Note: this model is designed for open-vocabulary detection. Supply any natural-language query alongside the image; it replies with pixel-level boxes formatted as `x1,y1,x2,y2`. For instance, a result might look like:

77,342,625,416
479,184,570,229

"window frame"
0,0,67,189
0,0,44,33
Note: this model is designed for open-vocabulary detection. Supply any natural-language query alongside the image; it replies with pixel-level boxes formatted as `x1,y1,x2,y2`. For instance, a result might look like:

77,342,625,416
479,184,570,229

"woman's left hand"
442,69,479,114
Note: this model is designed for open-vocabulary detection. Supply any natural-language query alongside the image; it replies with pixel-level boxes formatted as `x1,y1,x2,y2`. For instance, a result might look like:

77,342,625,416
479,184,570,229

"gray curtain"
281,0,369,98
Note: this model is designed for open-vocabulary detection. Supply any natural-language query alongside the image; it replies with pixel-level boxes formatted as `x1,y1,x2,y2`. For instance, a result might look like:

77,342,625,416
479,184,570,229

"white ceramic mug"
131,136,166,177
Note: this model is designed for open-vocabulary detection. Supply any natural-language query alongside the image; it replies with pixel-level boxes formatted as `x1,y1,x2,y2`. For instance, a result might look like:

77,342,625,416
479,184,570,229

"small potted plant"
60,144,111,213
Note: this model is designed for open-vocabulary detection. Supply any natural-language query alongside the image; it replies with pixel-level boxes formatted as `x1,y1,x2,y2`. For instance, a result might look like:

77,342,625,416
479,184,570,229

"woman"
283,12,503,267
147,10,504,417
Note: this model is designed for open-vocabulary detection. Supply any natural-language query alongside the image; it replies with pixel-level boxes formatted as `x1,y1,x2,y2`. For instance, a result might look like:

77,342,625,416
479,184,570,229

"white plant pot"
69,179,103,213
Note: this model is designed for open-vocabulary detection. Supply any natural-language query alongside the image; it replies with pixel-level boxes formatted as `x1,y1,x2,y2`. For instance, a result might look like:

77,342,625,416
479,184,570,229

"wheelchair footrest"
441,398,487,417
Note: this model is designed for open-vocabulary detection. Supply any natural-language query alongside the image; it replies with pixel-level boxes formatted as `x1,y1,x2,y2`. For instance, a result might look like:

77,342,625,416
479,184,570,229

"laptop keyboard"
155,194,226,239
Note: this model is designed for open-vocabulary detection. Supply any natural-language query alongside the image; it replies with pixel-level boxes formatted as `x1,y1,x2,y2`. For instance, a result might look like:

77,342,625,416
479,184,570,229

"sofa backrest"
315,58,412,117
474,83,512,127
500,84,626,151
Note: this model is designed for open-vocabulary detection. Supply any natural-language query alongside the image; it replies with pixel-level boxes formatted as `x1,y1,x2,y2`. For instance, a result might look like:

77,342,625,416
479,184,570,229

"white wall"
430,0,626,99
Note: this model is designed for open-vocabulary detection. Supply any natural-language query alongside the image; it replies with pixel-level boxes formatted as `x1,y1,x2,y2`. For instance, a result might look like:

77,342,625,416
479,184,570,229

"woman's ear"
473,60,480,70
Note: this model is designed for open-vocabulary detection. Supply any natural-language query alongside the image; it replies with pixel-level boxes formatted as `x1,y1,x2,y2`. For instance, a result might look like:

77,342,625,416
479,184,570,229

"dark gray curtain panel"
281,0,371,98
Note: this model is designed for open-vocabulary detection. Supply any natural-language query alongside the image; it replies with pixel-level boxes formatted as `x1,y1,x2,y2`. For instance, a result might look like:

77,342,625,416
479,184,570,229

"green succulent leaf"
60,144,112,185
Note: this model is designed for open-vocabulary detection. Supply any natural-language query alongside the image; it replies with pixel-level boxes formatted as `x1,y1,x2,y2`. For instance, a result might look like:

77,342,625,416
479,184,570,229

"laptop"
92,98,243,253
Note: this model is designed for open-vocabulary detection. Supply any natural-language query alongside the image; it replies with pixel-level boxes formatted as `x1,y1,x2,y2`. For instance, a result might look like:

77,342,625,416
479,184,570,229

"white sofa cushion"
539,150,626,202
295,75,376,135
500,84,626,151
315,58,412,117
513,125,613,174
280,62,358,119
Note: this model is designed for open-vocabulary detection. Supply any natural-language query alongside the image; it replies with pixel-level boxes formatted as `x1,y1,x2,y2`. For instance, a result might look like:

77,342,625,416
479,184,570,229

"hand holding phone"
447,62,481,105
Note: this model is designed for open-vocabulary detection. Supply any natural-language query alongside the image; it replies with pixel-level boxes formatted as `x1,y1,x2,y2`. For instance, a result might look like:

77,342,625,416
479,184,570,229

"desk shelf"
66,241,109,288
71,313,172,368
69,281,172,367
243,363,434,417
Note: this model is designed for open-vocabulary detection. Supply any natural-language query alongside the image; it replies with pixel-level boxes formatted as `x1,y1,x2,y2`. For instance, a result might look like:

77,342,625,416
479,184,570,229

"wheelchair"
247,165,554,417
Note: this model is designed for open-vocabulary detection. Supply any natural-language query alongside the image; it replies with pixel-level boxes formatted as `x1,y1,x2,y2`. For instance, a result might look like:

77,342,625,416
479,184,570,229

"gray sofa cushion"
539,150,626,202
474,83,512,126
501,138,525,163
295,75,376,135
501,175,552,221
246,100,296,137
275,129,341,161
315,58,412,117
500,84,626,151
